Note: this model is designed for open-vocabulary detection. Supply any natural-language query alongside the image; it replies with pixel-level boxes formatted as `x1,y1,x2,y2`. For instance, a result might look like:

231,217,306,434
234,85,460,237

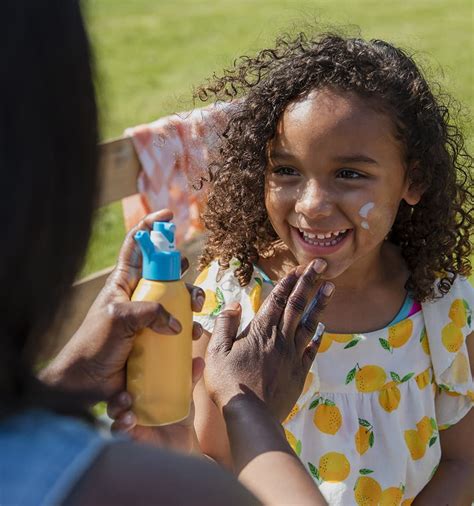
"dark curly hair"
196,32,473,301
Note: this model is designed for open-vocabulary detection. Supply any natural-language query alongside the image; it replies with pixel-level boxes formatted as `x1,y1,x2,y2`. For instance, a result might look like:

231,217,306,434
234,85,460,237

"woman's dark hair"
0,0,99,417
197,32,473,301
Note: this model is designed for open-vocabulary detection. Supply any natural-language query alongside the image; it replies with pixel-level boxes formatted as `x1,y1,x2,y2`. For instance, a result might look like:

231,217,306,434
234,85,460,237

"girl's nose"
294,179,333,220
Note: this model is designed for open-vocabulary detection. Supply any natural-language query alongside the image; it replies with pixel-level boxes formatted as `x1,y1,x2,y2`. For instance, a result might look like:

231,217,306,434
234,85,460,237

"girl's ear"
402,163,424,206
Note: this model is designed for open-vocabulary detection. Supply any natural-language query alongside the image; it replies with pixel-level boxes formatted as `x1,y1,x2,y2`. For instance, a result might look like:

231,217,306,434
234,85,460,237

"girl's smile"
265,88,421,281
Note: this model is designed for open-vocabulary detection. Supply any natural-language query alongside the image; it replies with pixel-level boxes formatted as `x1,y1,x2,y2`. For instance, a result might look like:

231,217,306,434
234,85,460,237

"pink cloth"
123,103,230,244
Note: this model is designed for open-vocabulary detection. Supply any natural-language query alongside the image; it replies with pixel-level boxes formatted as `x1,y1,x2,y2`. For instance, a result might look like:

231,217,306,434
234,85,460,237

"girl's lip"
290,226,352,256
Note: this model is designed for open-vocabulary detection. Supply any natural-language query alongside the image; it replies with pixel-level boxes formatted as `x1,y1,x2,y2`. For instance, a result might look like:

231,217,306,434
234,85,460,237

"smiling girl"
191,33,474,504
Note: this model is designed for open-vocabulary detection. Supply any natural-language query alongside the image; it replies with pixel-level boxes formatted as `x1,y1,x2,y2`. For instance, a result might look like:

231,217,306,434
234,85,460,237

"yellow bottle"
127,221,192,426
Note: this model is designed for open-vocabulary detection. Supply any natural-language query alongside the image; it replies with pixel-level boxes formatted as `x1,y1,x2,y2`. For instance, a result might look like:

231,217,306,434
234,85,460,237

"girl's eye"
273,166,300,176
337,169,364,179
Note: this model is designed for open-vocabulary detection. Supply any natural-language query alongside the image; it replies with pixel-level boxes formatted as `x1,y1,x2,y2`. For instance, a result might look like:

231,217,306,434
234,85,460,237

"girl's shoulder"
421,276,474,428
193,259,273,333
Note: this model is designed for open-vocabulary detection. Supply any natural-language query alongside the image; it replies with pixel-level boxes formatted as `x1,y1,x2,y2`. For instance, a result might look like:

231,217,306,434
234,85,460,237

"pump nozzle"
134,222,181,281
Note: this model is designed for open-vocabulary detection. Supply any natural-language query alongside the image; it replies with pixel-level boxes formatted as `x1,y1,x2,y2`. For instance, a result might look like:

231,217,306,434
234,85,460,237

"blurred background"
82,0,473,277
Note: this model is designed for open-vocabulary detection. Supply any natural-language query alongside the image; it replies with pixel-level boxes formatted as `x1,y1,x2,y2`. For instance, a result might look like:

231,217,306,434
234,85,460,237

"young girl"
192,33,474,505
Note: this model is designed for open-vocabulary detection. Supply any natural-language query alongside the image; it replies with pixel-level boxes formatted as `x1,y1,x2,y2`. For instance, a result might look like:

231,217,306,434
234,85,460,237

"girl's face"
265,88,421,280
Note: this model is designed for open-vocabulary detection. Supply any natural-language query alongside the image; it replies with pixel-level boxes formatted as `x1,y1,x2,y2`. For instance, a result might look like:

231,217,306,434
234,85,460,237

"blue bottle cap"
134,221,181,281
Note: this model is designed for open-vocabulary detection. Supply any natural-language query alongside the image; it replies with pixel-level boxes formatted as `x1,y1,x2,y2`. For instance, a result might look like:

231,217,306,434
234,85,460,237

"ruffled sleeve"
421,276,474,428
193,259,272,334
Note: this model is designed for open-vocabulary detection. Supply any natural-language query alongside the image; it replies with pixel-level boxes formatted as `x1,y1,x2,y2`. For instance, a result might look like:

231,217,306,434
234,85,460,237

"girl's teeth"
299,228,348,246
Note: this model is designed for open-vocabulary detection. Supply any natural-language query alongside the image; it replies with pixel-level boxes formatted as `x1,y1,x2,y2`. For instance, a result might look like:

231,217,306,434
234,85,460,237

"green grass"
82,0,473,277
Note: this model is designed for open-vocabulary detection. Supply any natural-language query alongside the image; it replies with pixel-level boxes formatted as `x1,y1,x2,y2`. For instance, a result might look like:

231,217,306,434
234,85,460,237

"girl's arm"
414,331,474,505
204,261,332,505
193,330,233,468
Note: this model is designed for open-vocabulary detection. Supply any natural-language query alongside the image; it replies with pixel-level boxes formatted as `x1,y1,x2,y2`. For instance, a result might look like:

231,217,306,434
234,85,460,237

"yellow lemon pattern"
378,381,401,412
380,485,404,506
415,368,431,390
249,278,262,313
302,371,314,396
284,428,302,456
388,319,413,348
194,261,474,504
419,328,430,355
310,397,342,435
354,472,382,506
346,364,387,393
195,287,225,316
448,299,469,328
317,334,333,353
404,429,426,460
283,404,300,424
308,452,351,483
441,322,464,353
355,418,375,455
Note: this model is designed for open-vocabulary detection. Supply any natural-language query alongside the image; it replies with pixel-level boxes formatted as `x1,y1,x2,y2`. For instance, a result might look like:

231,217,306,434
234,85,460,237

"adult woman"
1,1,331,504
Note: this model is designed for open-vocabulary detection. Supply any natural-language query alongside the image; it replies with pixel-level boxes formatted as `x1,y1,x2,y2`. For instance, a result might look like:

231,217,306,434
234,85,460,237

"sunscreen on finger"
127,221,192,425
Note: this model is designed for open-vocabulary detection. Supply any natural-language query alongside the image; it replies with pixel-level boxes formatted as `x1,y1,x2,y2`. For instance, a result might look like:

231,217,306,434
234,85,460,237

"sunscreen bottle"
127,221,192,426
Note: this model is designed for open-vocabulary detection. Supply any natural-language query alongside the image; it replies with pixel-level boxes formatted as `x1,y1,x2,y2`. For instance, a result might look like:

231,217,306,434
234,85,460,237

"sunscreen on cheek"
359,202,375,230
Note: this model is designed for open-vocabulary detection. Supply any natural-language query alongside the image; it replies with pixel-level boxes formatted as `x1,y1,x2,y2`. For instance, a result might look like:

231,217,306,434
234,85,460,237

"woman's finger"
107,391,132,420
107,300,182,335
114,209,174,286
187,284,205,312
111,411,137,433
192,357,205,389
207,303,241,355
302,322,326,370
281,259,326,339
255,268,301,331
181,256,190,276
295,281,334,354
192,322,203,340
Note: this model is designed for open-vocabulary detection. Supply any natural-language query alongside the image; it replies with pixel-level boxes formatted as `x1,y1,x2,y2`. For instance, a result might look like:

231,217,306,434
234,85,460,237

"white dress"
194,260,474,505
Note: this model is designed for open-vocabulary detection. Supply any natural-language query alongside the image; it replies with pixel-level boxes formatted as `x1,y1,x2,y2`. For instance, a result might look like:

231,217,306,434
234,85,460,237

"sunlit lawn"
83,0,473,279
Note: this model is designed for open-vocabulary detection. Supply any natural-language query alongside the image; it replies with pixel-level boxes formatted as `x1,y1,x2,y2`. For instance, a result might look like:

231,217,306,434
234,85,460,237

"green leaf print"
419,329,427,342
429,464,439,480
430,418,438,431
309,398,320,410
358,418,371,428
390,372,402,383
308,462,320,481
438,384,451,392
401,372,415,383
369,431,375,448
463,299,472,326
295,440,302,456
324,399,336,407
344,337,361,349
359,468,374,475
254,277,263,287
429,436,438,447
210,287,226,316
379,338,393,352
346,367,357,385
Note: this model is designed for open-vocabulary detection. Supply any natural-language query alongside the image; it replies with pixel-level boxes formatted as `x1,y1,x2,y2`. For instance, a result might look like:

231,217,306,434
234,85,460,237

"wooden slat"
97,137,141,207
42,234,206,359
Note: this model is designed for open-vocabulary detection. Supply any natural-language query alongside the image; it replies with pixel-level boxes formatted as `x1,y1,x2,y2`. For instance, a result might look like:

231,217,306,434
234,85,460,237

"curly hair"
196,32,473,301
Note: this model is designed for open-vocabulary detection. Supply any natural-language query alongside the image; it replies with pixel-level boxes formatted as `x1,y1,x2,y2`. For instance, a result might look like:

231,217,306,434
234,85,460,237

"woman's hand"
106,357,205,454
41,209,204,400
205,259,333,422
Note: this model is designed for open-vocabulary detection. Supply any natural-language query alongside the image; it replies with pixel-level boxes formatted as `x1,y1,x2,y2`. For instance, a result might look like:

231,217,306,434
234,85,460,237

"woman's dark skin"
43,213,332,505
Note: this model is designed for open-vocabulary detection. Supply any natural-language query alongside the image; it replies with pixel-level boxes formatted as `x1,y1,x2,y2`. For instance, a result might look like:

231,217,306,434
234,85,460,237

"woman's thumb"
207,303,241,355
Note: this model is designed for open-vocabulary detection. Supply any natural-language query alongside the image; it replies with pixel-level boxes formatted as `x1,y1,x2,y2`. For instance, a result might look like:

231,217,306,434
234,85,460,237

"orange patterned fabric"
122,103,230,244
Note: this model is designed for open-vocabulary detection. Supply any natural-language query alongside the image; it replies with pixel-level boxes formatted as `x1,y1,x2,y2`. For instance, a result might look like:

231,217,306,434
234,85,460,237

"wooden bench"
44,137,204,358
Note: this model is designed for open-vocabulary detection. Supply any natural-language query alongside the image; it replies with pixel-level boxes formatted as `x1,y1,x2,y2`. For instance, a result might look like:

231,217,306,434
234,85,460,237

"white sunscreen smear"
359,202,375,230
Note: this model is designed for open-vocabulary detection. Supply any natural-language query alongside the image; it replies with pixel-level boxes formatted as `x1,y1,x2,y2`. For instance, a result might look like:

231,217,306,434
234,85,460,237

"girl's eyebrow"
334,154,379,165
268,148,295,160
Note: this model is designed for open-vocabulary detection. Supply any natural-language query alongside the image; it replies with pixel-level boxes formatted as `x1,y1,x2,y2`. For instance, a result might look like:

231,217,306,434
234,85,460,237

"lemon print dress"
194,260,474,506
